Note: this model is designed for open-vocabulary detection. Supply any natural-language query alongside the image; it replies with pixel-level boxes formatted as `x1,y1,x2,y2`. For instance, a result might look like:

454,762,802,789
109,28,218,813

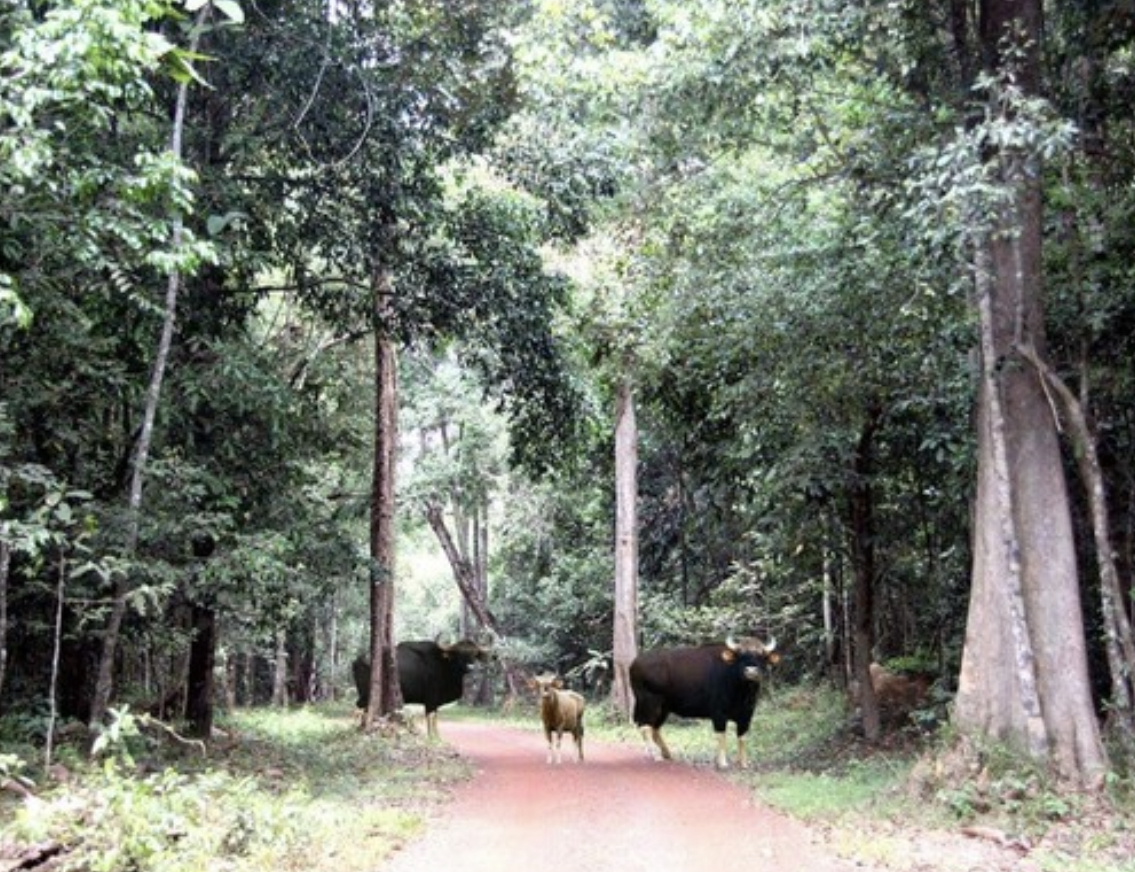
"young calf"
531,674,586,764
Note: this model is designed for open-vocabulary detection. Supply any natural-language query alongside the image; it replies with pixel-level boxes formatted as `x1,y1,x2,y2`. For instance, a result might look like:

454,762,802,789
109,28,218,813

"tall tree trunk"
612,378,639,720
364,265,402,728
954,0,1107,787
45,549,65,769
471,505,491,704
272,628,288,707
425,502,500,631
425,502,524,698
0,538,9,705
185,604,216,737
849,409,881,741
957,245,1049,759
328,589,339,702
1017,343,1135,737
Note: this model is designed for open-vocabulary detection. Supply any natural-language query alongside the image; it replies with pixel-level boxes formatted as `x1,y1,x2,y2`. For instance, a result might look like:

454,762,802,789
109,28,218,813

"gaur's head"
722,636,779,682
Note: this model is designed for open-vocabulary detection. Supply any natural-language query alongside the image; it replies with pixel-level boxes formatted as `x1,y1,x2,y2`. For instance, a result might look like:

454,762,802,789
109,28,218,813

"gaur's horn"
435,632,454,651
763,635,777,653
725,636,739,651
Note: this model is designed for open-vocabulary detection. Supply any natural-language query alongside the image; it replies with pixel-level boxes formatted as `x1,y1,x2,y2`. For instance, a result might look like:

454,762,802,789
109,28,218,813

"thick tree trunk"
956,246,1048,759
185,604,216,737
364,268,403,727
1017,343,1135,736
952,2,1107,785
612,378,639,720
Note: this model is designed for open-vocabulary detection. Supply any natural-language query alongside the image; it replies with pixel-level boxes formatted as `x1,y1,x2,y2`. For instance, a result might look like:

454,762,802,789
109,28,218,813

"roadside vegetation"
3,688,1135,871
1,704,468,872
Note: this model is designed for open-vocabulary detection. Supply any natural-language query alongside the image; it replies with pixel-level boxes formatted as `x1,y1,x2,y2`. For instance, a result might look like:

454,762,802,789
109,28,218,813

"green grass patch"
750,761,912,820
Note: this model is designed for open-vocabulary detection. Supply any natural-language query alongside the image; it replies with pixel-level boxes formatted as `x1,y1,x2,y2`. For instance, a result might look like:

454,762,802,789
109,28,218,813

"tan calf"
531,674,585,764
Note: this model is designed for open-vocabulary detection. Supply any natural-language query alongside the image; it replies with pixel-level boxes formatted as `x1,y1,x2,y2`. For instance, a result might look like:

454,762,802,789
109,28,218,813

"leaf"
166,51,213,88
213,0,245,24
145,31,177,59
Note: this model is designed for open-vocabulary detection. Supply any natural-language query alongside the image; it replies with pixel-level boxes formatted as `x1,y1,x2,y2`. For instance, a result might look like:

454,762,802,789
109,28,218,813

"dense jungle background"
4,0,1135,818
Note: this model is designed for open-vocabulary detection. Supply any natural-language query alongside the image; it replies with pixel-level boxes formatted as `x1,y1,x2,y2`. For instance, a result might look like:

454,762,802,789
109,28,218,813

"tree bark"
425,501,524,698
0,538,9,706
953,0,1107,787
185,604,217,737
1017,342,1135,736
612,378,639,720
364,263,403,728
272,628,288,707
956,245,1049,759
849,409,881,741
45,549,65,769
425,502,499,631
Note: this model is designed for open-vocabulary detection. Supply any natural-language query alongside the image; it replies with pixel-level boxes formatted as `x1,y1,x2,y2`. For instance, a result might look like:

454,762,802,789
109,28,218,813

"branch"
136,714,207,756
424,501,499,633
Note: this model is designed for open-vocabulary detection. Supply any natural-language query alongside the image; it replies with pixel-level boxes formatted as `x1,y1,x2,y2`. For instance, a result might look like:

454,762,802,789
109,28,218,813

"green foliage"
494,463,615,674
930,738,1085,837
0,751,34,793
7,705,468,872
0,0,216,284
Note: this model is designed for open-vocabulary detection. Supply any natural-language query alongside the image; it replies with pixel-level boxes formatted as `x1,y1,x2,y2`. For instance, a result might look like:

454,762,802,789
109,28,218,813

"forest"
4,0,1135,816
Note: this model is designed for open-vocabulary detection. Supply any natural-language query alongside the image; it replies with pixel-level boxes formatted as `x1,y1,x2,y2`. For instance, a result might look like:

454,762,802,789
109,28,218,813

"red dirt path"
378,721,866,872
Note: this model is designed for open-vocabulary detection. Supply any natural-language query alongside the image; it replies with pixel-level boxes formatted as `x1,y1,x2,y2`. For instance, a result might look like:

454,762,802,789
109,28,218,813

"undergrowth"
0,703,469,872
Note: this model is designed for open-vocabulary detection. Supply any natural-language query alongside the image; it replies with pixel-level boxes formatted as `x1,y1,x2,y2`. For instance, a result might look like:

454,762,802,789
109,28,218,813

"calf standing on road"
531,674,586,763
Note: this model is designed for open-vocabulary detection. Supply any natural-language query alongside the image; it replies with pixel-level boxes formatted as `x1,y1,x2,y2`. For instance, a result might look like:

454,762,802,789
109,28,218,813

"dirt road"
378,721,865,872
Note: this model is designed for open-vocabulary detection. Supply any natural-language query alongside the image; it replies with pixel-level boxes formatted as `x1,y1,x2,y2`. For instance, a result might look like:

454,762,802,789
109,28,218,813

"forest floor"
377,719,1057,872
2,702,1133,872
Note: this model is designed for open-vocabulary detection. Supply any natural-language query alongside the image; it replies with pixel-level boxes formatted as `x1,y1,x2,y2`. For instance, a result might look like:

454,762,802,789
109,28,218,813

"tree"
90,0,237,731
251,1,582,726
612,375,639,719
952,0,1107,787
1,0,219,726
402,353,504,637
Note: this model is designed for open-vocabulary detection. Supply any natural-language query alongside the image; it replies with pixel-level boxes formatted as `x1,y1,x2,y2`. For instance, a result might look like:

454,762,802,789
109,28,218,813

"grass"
1,703,469,872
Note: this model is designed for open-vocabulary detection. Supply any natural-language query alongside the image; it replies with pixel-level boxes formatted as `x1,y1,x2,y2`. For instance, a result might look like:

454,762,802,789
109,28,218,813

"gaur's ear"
769,653,781,666
720,649,736,664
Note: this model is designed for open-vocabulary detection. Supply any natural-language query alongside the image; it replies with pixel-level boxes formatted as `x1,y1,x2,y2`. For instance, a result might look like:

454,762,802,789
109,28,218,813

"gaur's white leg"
736,734,748,769
639,725,656,760
641,725,672,761
715,731,729,770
